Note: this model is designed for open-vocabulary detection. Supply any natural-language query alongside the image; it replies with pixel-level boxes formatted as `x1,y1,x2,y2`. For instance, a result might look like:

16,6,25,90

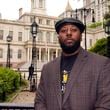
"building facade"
83,0,110,22
0,0,61,70
0,0,107,74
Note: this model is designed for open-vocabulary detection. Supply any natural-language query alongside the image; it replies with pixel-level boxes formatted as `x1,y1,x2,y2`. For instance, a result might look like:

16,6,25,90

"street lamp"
104,20,110,58
31,16,38,68
6,35,12,68
75,8,95,50
30,16,38,91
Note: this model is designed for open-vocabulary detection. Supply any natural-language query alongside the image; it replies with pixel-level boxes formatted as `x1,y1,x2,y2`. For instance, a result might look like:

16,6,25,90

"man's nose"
66,29,72,37
67,29,71,34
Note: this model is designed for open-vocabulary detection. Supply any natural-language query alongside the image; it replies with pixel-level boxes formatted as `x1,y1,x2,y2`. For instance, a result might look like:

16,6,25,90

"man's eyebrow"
61,26,67,29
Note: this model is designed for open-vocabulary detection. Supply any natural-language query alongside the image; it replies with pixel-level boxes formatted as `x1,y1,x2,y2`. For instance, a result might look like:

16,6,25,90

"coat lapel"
53,57,62,109
62,47,88,105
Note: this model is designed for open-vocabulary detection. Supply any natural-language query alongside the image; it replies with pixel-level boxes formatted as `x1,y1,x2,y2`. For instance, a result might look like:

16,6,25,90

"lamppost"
6,35,12,68
75,8,95,50
104,20,110,58
31,17,38,66
30,17,38,91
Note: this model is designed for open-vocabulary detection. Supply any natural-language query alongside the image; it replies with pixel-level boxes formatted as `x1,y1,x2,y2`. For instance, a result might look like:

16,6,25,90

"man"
34,18,110,110
28,64,34,80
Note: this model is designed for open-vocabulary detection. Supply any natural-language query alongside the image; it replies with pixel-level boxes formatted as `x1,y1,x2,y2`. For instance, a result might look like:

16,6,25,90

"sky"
0,0,83,20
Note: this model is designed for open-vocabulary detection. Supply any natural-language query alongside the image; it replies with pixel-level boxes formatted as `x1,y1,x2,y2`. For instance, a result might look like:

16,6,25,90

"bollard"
2,91,6,101
24,73,26,79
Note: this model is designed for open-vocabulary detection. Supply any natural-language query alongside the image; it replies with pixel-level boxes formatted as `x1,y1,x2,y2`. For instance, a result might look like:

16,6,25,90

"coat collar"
53,47,88,108
62,47,88,105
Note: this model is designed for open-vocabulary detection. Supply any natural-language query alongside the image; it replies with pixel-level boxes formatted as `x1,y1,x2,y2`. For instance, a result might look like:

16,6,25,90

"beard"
59,39,80,54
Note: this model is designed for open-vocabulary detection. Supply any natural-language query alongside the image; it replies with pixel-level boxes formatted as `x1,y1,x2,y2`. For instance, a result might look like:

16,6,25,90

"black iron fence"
0,103,34,110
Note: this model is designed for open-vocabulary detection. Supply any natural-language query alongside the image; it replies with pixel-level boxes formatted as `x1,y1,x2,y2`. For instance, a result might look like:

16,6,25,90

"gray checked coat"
34,47,110,110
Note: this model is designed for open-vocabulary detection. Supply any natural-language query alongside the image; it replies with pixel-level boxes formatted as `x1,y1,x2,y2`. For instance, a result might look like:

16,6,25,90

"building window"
46,32,51,43
0,49,3,58
38,31,43,42
18,49,22,59
53,32,58,43
33,0,36,8
30,17,34,23
29,32,32,40
54,20,57,25
39,0,43,8
52,51,56,59
38,19,43,24
0,30,3,40
37,48,39,60
46,19,51,25
18,32,22,41
89,39,92,47
10,49,13,58
9,31,13,40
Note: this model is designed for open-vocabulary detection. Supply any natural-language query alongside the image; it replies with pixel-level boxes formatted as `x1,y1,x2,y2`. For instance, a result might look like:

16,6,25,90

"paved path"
12,91,36,103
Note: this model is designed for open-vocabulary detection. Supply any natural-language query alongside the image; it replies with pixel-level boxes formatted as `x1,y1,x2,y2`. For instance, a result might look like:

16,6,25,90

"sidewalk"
11,91,36,103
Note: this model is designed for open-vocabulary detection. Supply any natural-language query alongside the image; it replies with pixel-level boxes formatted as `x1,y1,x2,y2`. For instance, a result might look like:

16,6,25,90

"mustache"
64,38,76,43
66,34,72,37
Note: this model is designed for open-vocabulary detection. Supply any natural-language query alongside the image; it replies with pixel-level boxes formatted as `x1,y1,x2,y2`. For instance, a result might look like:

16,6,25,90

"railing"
0,103,34,109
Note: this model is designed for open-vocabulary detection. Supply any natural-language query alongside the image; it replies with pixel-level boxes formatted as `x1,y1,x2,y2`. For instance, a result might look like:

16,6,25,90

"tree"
104,13,110,20
89,38,107,56
0,68,20,101
103,13,110,28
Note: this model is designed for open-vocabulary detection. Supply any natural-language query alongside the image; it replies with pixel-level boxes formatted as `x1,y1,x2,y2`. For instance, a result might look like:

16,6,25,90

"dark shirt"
60,53,78,98
60,53,78,74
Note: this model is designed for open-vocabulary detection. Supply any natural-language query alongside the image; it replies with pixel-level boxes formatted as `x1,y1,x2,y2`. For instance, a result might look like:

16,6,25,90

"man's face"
58,24,81,54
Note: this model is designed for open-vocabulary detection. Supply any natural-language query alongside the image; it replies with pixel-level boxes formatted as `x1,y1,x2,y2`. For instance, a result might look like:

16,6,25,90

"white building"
0,0,61,70
0,0,107,74
83,0,110,22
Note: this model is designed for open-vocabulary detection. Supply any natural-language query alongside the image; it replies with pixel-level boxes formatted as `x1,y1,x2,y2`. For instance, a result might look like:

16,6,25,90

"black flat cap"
55,18,85,34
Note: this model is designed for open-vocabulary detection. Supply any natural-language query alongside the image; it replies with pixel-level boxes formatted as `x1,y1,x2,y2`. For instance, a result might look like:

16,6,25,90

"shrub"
88,22,102,29
0,67,20,101
89,38,107,56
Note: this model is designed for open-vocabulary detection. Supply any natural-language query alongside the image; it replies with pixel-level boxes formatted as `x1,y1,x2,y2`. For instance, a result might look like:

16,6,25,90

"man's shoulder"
80,47,109,63
87,51,109,63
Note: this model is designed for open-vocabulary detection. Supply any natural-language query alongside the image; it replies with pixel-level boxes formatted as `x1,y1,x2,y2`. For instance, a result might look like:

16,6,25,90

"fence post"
2,91,6,101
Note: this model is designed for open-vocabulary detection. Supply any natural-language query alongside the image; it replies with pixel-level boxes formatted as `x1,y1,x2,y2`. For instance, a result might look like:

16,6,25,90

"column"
47,48,50,62
30,47,32,62
44,48,47,61
39,48,41,62
56,49,58,57
27,47,30,62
